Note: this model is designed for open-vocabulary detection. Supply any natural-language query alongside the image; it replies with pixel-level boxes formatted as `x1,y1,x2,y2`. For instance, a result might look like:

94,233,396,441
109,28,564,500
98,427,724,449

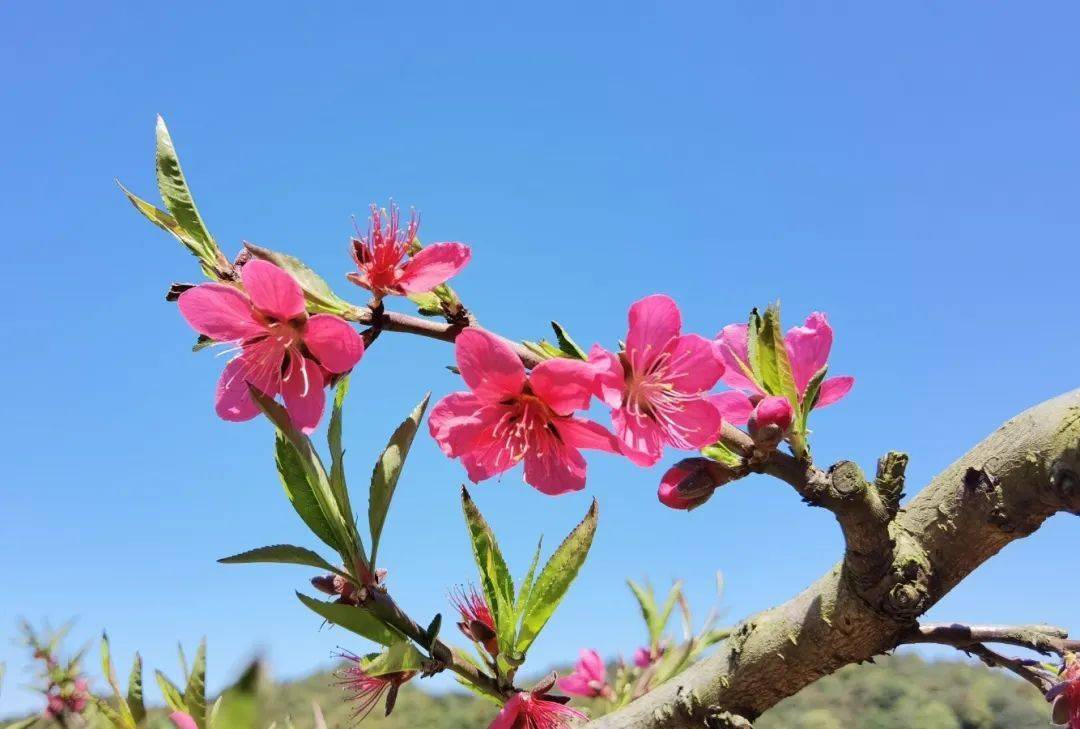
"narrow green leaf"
218,544,347,579
127,652,145,724
213,660,263,729
185,639,207,729
274,433,339,552
764,303,800,417
746,308,763,385
244,243,352,316
516,499,598,654
700,441,743,468
92,697,126,729
328,376,353,530
627,581,659,641
656,582,683,641
798,365,829,432
460,488,515,653
753,305,783,396
100,633,135,728
155,670,186,713
369,394,430,568
155,116,218,264
407,290,443,317
358,641,427,677
118,181,219,278
424,614,442,649
296,593,403,647
550,321,587,360
514,538,544,618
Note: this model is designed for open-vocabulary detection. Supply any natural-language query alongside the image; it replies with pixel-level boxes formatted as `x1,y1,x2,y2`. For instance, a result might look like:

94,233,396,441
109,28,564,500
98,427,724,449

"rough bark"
589,389,1080,729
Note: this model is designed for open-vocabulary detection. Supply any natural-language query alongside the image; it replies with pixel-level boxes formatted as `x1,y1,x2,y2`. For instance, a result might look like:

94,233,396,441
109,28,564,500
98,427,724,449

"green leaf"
550,321,587,360
295,593,403,647
798,365,829,432
127,652,145,724
100,633,135,728
185,640,207,729
655,582,683,642
627,580,659,640
274,433,339,553
746,308,763,385
407,290,443,317
516,499,598,654
92,697,126,729
328,376,353,531
118,181,220,278
244,243,352,316
514,538,544,618
762,303,800,414
460,488,515,653
155,117,219,265
358,641,427,677
521,340,560,361
218,545,348,578
369,394,430,568
213,660,263,729
155,670,186,713
700,441,743,468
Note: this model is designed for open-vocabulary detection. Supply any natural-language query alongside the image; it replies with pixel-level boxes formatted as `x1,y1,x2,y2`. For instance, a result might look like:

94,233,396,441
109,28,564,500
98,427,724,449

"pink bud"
632,646,653,668
658,458,718,510
752,396,794,432
169,711,199,729
46,694,64,717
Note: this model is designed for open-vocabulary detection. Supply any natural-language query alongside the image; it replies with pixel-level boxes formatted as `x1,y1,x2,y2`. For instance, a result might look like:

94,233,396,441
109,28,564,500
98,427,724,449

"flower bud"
658,458,722,510
749,396,794,434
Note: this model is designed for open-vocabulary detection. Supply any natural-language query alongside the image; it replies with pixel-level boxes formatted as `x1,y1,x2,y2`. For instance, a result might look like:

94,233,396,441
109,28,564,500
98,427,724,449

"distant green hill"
3,654,1050,728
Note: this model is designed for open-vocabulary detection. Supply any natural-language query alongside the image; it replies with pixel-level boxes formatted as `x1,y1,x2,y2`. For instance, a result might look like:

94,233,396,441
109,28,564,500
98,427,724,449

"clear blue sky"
3,1,1078,717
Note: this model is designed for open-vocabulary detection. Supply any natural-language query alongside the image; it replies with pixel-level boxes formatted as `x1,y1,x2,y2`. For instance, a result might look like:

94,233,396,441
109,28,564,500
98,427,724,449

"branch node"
875,452,908,518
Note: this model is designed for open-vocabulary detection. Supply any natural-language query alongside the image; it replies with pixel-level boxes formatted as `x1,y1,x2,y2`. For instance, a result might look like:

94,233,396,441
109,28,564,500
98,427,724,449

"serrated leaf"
798,365,829,432
218,545,348,578
244,242,352,316
118,182,219,278
550,322,587,360
296,593,403,647
274,433,339,553
127,652,145,724
460,488,515,654
369,394,430,568
155,670,186,713
185,640,207,729
514,538,544,618
763,304,801,420
516,499,598,654
328,376,353,531
359,641,427,677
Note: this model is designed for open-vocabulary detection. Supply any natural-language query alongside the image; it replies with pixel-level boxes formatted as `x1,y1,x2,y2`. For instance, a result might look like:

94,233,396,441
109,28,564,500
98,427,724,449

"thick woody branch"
589,389,1080,728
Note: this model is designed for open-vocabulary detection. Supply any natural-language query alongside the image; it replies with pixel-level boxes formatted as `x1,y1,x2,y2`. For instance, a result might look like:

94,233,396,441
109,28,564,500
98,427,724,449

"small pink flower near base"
337,651,415,720
178,259,364,433
429,328,619,495
557,649,610,699
451,584,499,656
715,312,854,426
1047,656,1080,728
348,203,471,297
489,691,587,729
168,712,199,729
633,645,663,668
590,295,725,467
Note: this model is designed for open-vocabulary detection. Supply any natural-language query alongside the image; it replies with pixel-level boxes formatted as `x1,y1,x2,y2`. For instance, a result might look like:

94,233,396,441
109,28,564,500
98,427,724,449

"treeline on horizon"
3,654,1050,729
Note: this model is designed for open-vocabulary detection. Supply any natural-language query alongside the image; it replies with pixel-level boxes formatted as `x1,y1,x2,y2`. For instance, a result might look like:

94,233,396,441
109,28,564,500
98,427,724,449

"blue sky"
3,0,1079,717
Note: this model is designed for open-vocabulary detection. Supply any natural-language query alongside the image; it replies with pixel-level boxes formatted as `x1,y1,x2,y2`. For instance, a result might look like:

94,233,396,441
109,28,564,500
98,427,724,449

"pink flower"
169,712,199,729
632,645,663,668
590,295,725,467
348,203,471,297
489,691,587,729
714,312,854,426
658,458,723,510
429,328,619,495
337,651,415,720
557,649,610,698
178,259,365,433
450,584,499,656
1048,657,1080,728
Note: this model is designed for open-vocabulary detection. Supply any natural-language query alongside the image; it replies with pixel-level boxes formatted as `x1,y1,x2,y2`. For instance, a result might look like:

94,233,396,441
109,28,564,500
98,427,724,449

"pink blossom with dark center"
713,312,853,426
178,259,364,433
429,328,619,495
450,584,499,656
489,691,587,729
557,649,610,698
337,650,415,720
590,295,725,467
348,203,471,298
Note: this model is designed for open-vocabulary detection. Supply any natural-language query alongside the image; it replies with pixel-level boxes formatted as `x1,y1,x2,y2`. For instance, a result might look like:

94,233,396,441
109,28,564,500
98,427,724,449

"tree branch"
589,389,1080,728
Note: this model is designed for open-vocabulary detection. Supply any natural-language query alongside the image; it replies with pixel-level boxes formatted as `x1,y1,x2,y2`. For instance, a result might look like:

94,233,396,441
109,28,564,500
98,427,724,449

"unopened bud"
311,575,337,595
659,458,722,510
748,396,794,451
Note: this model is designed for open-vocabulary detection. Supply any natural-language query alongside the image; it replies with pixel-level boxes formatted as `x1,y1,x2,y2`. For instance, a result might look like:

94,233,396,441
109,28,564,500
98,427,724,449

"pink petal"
488,694,524,729
579,649,606,681
785,312,834,393
716,324,760,393
708,391,754,426
302,314,364,374
169,712,199,729
455,328,527,403
458,407,523,483
177,283,263,341
428,392,487,457
658,459,711,510
660,397,724,451
553,417,620,453
665,334,725,393
813,376,854,409
215,342,284,422
556,674,594,697
281,354,326,434
397,242,472,294
625,294,681,373
529,358,596,415
522,439,587,495
241,259,306,321
612,408,666,467
588,345,626,408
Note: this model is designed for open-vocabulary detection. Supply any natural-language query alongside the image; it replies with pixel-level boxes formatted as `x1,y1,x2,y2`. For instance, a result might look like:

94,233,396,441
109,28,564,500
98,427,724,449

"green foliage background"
3,654,1051,728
